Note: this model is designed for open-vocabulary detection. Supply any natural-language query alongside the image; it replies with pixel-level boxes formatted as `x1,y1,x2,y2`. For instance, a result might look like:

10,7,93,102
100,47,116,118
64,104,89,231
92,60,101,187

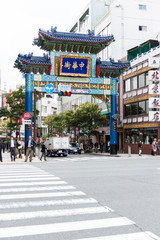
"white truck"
45,137,69,157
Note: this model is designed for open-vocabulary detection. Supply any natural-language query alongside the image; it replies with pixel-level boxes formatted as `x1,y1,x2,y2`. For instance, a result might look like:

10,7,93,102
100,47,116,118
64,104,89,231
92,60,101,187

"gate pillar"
25,74,32,145
110,78,118,154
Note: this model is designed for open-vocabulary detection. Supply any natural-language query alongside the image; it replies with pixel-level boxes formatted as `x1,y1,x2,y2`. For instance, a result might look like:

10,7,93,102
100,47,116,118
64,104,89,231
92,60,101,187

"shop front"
123,124,160,154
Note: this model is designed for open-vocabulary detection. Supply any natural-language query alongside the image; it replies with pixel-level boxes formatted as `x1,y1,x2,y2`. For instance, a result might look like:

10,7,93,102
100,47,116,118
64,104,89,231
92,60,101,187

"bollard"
128,145,131,157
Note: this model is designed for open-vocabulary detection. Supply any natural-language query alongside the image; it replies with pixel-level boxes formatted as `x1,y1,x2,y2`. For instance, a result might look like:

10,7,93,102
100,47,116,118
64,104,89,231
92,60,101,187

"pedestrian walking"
0,140,3,162
17,140,23,158
2,140,5,153
83,142,86,151
40,140,47,161
25,136,36,162
152,138,158,156
138,141,142,156
94,142,98,153
80,142,83,152
100,141,104,153
8,136,17,161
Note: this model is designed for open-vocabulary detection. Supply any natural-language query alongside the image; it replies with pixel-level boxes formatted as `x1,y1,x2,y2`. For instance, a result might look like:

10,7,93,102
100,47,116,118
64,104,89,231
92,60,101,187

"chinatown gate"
15,27,129,154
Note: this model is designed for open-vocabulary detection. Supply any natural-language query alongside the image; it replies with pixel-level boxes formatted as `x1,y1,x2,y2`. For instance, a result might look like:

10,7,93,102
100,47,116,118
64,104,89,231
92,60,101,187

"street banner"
149,111,160,121
148,70,160,82
149,97,160,109
149,84,160,94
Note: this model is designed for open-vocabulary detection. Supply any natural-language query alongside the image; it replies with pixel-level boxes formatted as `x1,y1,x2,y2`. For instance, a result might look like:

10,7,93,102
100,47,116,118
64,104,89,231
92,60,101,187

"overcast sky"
0,0,90,91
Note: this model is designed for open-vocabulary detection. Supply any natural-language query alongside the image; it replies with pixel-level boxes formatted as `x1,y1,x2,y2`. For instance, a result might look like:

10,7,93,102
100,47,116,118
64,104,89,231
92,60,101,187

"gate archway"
14,27,130,154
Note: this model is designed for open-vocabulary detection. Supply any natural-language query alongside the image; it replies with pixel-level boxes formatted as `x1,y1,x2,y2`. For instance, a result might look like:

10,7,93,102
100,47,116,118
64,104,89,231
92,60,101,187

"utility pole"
34,89,37,141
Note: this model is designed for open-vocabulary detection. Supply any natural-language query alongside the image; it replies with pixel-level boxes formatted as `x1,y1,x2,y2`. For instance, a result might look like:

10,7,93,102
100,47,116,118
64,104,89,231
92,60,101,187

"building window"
138,73,145,88
131,102,138,115
125,104,131,116
125,79,130,92
138,101,145,114
42,106,47,114
139,26,147,31
131,76,137,90
125,100,148,117
139,4,147,10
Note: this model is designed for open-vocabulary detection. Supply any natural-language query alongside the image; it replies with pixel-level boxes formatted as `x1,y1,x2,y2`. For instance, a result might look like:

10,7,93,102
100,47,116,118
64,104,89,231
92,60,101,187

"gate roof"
33,27,114,54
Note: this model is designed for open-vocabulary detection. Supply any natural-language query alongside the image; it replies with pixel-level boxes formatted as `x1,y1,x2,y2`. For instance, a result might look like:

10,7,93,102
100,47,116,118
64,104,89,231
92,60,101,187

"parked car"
68,143,81,154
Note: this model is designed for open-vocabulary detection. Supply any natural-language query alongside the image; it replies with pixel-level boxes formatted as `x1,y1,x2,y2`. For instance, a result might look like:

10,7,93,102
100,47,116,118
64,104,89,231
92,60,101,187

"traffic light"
58,91,72,96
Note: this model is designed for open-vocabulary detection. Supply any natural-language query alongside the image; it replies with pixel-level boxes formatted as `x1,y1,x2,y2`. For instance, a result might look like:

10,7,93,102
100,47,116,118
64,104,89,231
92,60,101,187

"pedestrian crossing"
53,156,106,162
0,164,159,240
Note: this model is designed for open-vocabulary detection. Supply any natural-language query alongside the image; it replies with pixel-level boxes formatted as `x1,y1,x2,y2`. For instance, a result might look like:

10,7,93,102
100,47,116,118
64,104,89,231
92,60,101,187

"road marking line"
0,181,67,187
0,198,98,209
0,172,51,176
0,185,76,193
75,231,160,240
0,191,86,200
0,217,135,238
0,170,48,173
0,206,113,221
0,174,53,179
145,231,160,240
0,177,60,182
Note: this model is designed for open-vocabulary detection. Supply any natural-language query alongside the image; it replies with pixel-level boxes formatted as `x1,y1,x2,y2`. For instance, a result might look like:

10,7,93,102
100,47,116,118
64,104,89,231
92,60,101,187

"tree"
43,102,107,138
0,86,25,137
43,115,56,137
72,101,107,137
43,113,66,136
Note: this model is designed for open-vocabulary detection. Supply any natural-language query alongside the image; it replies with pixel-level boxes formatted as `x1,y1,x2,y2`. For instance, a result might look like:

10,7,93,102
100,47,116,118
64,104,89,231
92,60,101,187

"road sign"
23,112,32,120
24,119,32,125
45,84,54,93
58,85,71,92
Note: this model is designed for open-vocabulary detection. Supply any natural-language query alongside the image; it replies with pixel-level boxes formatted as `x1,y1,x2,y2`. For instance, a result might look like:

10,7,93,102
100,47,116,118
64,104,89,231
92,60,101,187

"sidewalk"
0,152,41,164
89,151,160,158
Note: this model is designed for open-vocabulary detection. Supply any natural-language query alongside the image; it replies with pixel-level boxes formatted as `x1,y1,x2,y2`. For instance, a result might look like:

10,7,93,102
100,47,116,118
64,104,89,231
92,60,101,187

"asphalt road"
0,153,160,239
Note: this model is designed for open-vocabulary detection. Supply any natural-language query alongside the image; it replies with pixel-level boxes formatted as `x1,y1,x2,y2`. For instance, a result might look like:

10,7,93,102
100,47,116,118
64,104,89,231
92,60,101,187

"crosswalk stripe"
0,176,60,182
0,170,48,174
0,217,135,238
0,174,53,178
75,231,159,240
0,191,86,200
0,198,98,209
0,206,113,221
0,180,67,187
0,172,50,176
0,185,76,193
145,231,160,240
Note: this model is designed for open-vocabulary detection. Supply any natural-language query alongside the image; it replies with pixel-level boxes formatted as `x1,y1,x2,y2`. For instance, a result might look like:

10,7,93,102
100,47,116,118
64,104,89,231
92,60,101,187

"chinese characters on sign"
59,55,90,77
149,111,160,121
149,70,160,81
149,98,160,108
149,84,160,94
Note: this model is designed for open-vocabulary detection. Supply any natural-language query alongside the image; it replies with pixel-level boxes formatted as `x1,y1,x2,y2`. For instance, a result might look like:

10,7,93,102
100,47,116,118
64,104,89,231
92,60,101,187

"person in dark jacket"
0,140,3,162
8,136,17,161
2,141,6,153
138,141,142,156
25,136,36,162
100,141,104,153
40,140,47,161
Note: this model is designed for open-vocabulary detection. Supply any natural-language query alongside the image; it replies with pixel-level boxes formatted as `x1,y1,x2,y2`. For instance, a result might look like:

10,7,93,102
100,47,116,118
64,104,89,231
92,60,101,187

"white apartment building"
37,94,57,136
95,0,160,61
